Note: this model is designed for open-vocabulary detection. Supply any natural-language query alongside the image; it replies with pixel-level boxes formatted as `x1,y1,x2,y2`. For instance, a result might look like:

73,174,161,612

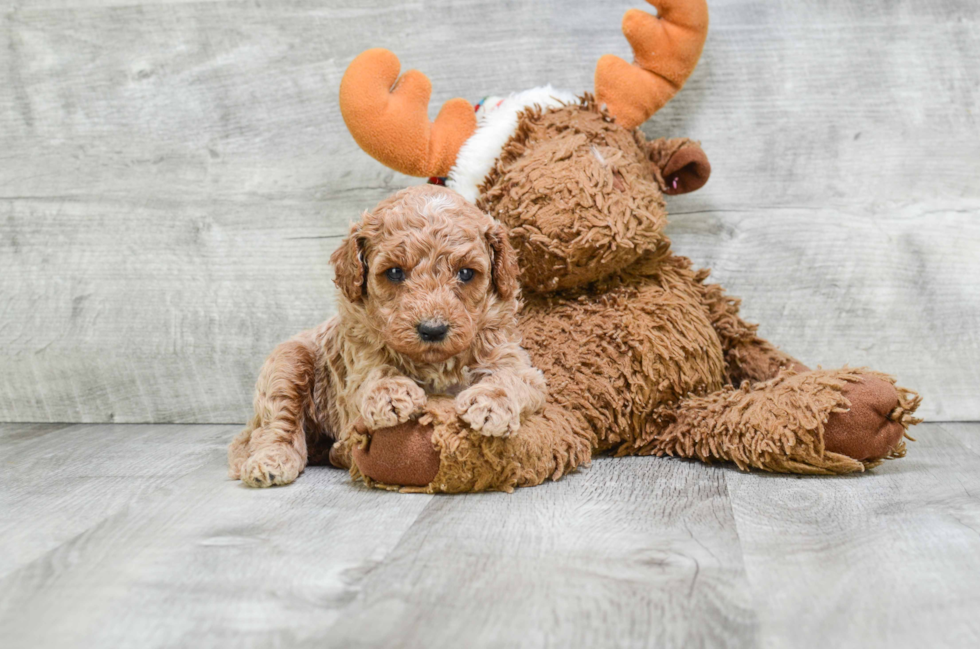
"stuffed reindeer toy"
230,0,921,492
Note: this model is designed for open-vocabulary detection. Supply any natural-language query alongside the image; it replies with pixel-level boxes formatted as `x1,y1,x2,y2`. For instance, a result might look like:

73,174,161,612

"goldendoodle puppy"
228,185,547,487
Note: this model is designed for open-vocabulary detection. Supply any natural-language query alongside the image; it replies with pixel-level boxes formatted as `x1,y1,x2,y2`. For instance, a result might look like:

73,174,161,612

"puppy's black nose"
417,321,449,343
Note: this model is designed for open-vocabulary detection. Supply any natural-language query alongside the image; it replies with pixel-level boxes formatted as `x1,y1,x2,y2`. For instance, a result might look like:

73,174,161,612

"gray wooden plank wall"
1,0,978,423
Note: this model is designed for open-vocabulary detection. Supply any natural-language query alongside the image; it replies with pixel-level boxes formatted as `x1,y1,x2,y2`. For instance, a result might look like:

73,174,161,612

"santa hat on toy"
338,0,708,203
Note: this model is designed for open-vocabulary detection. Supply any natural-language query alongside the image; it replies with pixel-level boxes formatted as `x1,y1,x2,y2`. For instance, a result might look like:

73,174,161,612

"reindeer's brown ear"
330,223,368,303
645,138,711,195
486,221,519,301
662,143,710,195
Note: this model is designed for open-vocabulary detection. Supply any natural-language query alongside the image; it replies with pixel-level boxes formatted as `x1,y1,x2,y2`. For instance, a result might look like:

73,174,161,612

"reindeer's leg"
622,368,921,473
229,329,321,487
349,398,595,493
693,278,924,464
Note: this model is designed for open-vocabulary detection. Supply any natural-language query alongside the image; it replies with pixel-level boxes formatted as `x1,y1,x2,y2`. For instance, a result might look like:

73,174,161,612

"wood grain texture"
726,425,980,648
1,422,978,647
1,0,977,423
939,421,980,454
320,458,756,649
0,422,435,647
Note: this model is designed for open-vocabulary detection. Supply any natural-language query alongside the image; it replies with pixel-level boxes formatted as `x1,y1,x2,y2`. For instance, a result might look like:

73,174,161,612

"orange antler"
339,49,477,177
595,0,709,130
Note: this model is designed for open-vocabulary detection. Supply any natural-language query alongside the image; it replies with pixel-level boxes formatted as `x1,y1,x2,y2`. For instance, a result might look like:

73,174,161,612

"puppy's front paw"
240,443,304,488
360,377,427,430
455,385,520,437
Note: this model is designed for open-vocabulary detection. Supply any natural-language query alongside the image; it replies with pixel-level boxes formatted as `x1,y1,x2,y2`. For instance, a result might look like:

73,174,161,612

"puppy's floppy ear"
485,221,519,300
330,222,368,303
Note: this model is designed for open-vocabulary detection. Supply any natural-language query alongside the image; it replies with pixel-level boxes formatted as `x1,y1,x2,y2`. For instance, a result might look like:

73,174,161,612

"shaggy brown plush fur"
228,185,545,487
349,100,921,493
294,0,923,493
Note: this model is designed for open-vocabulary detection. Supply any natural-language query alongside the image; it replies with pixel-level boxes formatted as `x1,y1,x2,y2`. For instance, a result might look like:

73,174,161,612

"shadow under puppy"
228,184,546,487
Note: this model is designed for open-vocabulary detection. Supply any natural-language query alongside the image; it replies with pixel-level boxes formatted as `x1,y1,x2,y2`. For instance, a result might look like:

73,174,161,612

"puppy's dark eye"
385,268,405,283
457,268,475,283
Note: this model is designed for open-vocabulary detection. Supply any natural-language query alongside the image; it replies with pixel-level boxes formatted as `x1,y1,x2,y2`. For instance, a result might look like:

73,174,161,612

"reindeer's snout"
417,320,450,343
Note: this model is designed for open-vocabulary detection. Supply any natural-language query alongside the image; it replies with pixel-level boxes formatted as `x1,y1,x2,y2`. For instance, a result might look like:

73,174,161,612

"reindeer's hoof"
824,377,906,462
352,420,441,487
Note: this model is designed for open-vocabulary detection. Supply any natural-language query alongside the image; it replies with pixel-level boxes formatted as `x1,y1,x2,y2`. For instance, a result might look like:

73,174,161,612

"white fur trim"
446,85,579,203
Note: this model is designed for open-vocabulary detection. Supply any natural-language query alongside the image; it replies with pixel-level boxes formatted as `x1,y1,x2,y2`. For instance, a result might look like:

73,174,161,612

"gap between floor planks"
0,422,978,648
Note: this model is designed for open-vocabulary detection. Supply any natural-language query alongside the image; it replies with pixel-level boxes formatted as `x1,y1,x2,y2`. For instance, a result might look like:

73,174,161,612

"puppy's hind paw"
455,385,521,437
360,377,427,430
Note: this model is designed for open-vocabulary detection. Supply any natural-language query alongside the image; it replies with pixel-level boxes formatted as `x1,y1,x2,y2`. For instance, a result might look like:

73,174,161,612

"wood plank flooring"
1,422,978,648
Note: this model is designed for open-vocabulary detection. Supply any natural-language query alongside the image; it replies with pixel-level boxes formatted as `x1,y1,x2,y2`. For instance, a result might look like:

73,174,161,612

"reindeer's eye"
457,268,475,283
385,268,405,283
